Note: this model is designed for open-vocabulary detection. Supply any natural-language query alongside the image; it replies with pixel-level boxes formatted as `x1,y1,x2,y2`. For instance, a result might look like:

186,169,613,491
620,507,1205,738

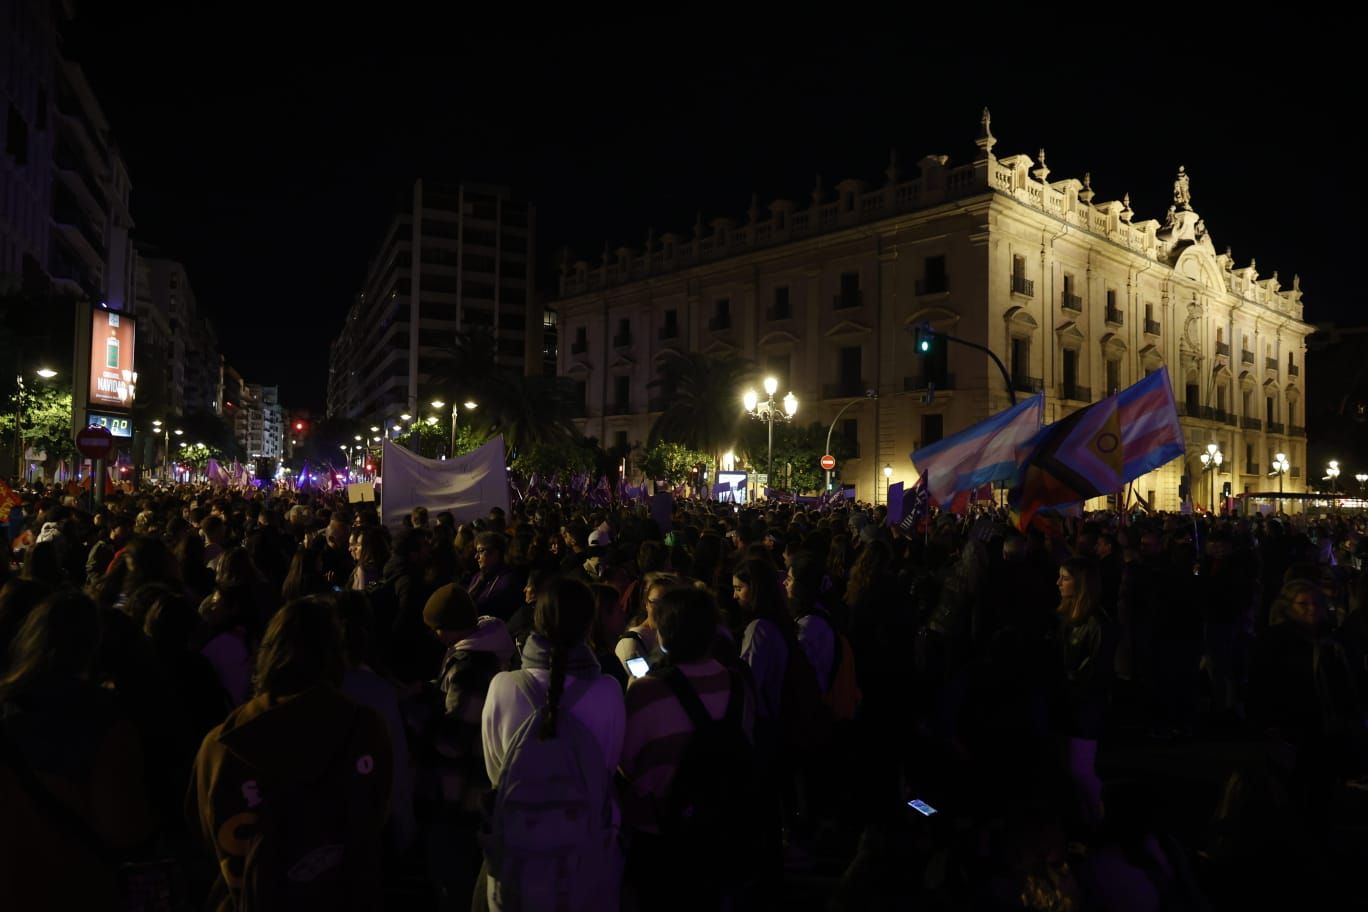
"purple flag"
885,481,905,526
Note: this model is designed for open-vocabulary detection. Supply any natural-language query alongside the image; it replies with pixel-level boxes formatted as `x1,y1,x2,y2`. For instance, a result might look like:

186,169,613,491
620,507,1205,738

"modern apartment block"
227,377,283,461
552,111,1314,509
0,0,58,290
327,179,536,426
137,252,221,417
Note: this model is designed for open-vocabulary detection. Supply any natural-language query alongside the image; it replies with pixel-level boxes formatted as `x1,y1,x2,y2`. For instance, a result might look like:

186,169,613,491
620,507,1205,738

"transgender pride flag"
1117,367,1185,481
911,393,1044,508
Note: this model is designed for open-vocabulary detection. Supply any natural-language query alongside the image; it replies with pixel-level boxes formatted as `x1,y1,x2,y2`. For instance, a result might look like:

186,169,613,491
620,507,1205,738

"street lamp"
1356,473,1367,497
1269,452,1290,513
1325,459,1341,494
883,463,893,506
433,398,477,457
742,376,797,497
1199,442,1224,514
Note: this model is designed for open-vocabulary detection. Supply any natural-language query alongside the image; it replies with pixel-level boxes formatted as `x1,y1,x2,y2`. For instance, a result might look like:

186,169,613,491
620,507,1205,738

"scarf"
519,632,601,677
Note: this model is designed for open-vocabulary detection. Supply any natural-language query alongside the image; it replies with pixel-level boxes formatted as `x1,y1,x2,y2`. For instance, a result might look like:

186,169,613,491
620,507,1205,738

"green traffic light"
919,339,930,352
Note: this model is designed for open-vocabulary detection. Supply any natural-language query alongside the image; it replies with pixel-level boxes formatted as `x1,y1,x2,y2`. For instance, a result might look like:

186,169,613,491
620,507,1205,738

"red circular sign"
76,425,114,459
820,454,837,471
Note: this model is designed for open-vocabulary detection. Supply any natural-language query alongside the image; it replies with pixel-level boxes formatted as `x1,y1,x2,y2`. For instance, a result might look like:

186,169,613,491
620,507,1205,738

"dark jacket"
466,563,522,622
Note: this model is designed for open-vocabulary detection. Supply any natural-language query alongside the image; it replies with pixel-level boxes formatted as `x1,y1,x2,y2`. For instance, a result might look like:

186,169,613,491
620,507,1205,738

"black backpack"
658,667,764,886
238,708,380,911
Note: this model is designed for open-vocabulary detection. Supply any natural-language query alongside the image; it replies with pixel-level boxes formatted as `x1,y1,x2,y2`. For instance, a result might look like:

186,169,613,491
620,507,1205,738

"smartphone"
907,799,938,817
625,656,650,679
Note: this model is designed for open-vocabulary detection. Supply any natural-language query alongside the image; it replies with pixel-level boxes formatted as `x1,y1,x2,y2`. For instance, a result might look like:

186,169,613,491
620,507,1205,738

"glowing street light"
742,376,797,496
1199,442,1224,514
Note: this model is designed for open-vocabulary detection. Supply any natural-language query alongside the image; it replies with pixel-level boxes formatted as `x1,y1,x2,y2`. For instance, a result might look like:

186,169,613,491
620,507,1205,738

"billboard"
88,309,136,411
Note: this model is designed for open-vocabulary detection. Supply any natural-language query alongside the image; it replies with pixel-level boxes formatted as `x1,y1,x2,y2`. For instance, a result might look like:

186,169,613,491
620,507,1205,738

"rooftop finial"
1120,192,1133,223
1173,165,1191,210
1079,171,1095,205
1032,147,1050,182
974,107,997,156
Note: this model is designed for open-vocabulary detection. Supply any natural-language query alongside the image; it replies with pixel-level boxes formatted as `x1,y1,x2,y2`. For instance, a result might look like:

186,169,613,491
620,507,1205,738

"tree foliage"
511,440,597,481
637,440,712,487
0,385,75,463
647,352,756,463
738,420,858,493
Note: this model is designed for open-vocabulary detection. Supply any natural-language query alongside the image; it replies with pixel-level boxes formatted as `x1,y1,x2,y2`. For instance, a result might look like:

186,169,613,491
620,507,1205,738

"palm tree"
647,351,756,466
430,327,581,457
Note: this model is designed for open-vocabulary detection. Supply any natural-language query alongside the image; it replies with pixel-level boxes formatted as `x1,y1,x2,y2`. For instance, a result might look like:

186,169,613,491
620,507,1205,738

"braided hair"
533,577,595,740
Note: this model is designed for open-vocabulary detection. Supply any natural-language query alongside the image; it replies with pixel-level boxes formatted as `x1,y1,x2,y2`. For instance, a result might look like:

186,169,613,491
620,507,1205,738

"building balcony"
1104,307,1124,326
1144,318,1162,336
1266,357,1279,371
657,326,679,341
1246,463,1260,475
1289,364,1300,377
1011,275,1034,297
1241,350,1255,365
570,340,588,354
1061,293,1083,313
904,373,955,392
765,306,792,322
824,379,871,399
1267,421,1285,434
1060,383,1092,402
1215,341,1230,356
1012,375,1044,393
915,276,949,296
1222,410,1239,427
833,291,863,310
1242,417,1262,430
612,333,632,348
1290,425,1306,437
707,314,732,332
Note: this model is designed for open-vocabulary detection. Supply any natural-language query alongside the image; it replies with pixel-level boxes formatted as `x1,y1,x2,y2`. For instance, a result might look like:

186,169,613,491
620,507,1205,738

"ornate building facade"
552,111,1313,508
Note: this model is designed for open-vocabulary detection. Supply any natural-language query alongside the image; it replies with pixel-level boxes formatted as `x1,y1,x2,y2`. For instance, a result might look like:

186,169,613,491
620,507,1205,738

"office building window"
921,414,944,447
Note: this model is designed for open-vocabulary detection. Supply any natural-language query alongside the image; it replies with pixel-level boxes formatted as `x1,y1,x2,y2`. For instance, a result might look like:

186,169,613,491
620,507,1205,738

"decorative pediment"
609,355,636,371
1138,344,1163,367
1100,331,1127,358
906,306,961,330
1055,320,1086,349
565,360,592,376
1263,377,1280,391
1004,305,1037,330
824,320,873,340
758,330,801,346
702,339,741,356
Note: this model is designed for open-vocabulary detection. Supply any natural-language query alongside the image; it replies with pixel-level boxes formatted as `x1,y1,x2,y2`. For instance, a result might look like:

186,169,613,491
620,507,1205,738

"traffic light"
914,324,936,355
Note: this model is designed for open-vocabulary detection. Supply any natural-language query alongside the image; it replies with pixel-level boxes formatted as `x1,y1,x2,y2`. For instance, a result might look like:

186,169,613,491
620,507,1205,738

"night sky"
62,10,1354,411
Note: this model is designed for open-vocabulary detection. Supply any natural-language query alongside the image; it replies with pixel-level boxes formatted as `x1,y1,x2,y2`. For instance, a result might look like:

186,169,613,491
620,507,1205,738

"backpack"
485,674,614,912
658,667,764,887
812,608,861,722
776,622,832,751
239,707,379,912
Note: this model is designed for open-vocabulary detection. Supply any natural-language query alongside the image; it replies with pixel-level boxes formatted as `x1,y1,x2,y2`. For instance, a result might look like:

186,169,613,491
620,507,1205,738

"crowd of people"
2,478,1366,910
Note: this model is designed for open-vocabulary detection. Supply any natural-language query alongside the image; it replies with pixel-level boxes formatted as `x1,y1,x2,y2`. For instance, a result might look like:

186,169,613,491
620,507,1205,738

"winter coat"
429,617,515,812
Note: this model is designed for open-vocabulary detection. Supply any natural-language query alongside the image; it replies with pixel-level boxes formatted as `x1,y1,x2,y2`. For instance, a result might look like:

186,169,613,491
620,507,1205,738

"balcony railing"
1212,409,1235,425
915,276,949,295
1012,275,1034,296
824,379,871,399
707,314,731,331
1291,467,1302,478
657,326,679,341
765,306,792,322
1246,463,1260,476
1266,357,1279,371
1223,411,1239,427
1061,292,1083,312
1144,318,1162,335
1289,364,1300,376
1012,375,1044,393
904,373,955,392
1060,383,1092,402
570,341,588,354
612,333,632,348
1267,421,1285,434
1242,417,1262,430
1105,307,1124,326
1290,425,1306,437
1241,350,1255,364
1215,342,1230,356
833,291,863,310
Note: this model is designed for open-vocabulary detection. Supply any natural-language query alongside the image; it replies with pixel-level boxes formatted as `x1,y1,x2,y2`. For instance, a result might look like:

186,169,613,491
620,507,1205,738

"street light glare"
431,400,445,409
399,413,412,421
463,400,478,410
742,390,758,412
370,426,380,432
35,368,57,378
763,376,779,397
783,392,798,417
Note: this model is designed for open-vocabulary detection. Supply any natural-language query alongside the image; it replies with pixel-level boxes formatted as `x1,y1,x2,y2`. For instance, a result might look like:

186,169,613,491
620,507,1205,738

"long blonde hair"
1057,556,1100,625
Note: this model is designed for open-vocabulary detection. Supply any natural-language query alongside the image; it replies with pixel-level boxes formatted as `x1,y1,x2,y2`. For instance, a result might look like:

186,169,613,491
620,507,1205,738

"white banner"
380,436,510,529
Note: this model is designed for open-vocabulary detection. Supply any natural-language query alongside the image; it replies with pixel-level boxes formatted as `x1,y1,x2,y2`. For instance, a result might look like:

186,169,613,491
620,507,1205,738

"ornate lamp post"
1269,452,1290,514
883,463,893,506
743,376,797,497
1199,442,1224,514
1326,459,1341,494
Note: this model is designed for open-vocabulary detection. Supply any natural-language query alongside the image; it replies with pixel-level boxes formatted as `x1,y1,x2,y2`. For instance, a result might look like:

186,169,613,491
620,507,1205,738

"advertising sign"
86,412,133,438
88,309,136,411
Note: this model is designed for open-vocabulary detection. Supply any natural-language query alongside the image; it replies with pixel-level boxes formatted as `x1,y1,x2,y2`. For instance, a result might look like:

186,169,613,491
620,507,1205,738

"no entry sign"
76,425,114,460
820,454,837,471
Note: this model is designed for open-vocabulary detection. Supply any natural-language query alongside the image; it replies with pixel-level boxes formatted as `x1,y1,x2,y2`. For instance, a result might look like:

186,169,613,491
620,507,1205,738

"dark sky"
62,10,1355,410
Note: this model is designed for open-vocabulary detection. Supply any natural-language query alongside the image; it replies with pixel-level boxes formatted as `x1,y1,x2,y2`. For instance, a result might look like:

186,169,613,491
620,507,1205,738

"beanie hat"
423,583,478,631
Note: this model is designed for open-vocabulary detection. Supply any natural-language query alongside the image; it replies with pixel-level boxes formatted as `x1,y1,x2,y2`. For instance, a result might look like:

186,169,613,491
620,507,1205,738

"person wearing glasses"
468,532,522,622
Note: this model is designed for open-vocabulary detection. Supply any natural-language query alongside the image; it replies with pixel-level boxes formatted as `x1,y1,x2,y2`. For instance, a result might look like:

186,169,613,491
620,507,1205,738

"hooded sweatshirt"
187,686,393,912
430,616,515,812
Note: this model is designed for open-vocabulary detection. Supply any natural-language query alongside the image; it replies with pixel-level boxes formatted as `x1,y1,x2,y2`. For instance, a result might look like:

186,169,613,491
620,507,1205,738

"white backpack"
486,674,614,912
